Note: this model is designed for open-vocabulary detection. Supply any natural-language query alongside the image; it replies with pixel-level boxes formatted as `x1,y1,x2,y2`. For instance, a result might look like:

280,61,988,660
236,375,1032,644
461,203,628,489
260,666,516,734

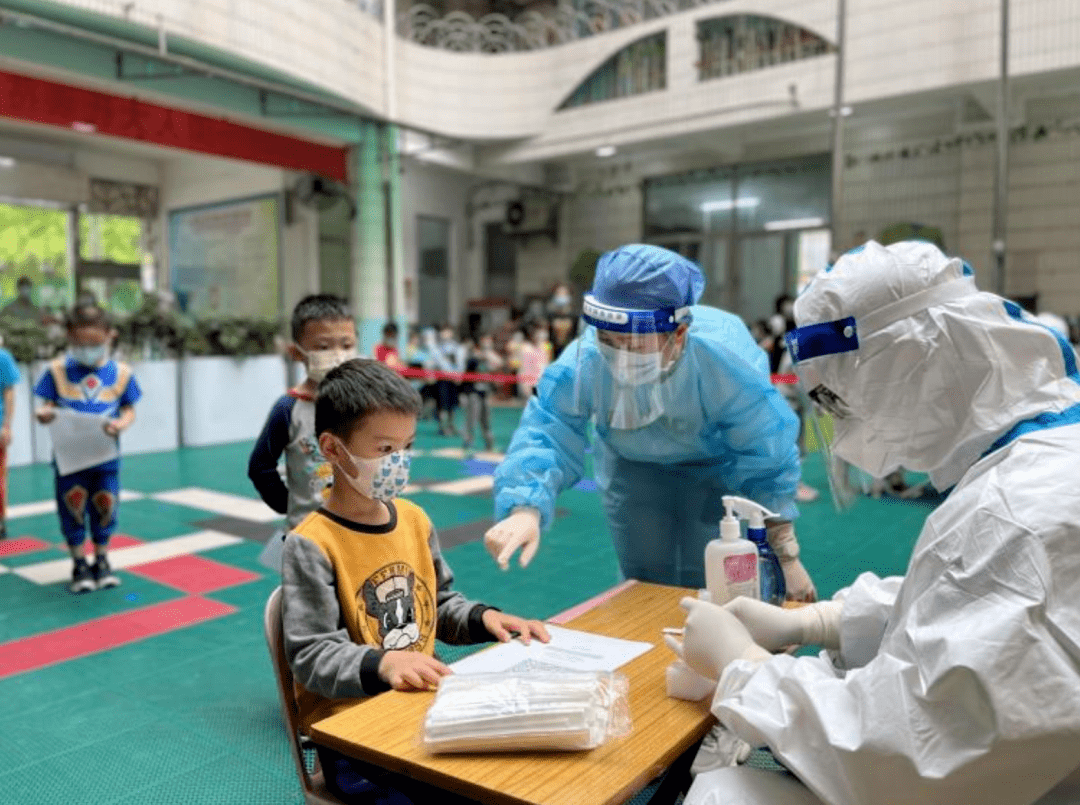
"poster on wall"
169,195,280,320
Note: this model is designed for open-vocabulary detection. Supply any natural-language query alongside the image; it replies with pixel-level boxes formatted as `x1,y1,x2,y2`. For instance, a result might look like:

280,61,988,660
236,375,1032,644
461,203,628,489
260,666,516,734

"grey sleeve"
281,533,388,698
429,518,494,645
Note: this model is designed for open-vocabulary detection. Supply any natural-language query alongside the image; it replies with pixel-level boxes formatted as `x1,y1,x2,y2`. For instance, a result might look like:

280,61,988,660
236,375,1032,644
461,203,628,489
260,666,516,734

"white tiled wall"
831,130,1080,312
43,0,1080,157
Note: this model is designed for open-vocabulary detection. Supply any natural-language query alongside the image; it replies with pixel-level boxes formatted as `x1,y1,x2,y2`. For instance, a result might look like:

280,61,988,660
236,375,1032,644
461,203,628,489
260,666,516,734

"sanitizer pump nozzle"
720,496,787,606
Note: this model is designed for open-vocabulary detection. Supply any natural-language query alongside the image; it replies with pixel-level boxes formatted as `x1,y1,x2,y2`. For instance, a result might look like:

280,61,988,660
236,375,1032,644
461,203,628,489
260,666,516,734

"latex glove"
724,596,842,651
690,724,752,775
766,521,818,602
665,597,771,681
484,507,541,570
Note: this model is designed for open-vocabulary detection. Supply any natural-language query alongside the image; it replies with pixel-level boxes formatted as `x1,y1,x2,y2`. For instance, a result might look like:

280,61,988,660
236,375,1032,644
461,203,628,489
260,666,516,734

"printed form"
450,626,654,675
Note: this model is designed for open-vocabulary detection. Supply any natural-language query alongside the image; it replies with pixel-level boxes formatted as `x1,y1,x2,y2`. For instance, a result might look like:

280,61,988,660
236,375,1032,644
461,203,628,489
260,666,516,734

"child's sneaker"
70,559,95,594
92,556,120,589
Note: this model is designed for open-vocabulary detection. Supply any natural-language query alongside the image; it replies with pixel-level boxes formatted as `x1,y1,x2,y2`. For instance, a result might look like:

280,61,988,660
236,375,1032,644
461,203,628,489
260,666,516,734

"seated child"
249,295,357,533
281,358,549,804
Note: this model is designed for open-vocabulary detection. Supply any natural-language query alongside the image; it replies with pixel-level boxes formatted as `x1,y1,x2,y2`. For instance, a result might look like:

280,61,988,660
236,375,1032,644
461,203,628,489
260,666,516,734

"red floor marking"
0,537,52,558
106,534,143,549
126,554,260,594
0,596,236,679
56,534,144,554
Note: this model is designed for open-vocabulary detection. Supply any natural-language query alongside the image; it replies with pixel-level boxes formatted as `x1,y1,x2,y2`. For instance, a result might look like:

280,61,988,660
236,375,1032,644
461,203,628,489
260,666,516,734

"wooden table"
309,581,716,805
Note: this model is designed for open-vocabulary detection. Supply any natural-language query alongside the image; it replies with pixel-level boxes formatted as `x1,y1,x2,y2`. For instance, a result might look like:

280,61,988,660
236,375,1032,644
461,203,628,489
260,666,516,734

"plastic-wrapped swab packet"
421,671,632,753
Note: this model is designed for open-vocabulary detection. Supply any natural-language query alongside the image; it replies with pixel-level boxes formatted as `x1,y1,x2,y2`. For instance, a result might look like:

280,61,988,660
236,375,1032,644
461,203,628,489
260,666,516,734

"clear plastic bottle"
721,496,786,606
705,502,760,605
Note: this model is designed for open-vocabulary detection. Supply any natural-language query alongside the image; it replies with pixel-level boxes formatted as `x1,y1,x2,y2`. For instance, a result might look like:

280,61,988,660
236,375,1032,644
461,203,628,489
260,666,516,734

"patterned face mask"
335,442,411,501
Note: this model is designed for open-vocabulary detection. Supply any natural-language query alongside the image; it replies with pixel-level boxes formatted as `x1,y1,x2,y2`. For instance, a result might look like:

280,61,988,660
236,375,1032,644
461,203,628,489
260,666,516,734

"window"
697,15,833,82
558,32,666,110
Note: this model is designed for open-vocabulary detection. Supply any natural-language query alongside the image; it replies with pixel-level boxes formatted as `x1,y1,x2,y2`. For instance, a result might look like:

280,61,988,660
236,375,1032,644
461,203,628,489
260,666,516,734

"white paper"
450,625,654,676
49,408,119,476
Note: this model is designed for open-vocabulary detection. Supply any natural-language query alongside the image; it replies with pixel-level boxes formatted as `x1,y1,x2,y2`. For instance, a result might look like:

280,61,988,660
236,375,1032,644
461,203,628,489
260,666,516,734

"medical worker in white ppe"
485,243,816,599
669,239,1080,805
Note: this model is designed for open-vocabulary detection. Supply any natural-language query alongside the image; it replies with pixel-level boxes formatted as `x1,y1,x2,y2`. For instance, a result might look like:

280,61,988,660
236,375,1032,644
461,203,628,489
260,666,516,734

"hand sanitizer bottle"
705,500,760,605
723,496,786,605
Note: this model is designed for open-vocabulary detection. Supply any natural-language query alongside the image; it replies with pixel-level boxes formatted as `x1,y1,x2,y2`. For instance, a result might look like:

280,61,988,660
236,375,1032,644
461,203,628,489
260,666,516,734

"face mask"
336,443,411,501
597,342,664,386
70,344,108,367
552,293,571,308
302,347,357,384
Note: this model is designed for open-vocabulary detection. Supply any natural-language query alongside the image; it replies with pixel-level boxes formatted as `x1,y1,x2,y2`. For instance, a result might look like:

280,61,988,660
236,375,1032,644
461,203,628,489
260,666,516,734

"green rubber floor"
0,404,937,804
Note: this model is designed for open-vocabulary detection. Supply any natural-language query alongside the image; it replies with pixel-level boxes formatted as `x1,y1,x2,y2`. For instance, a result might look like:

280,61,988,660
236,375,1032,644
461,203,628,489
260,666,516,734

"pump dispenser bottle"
723,496,787,605
705,500,760,605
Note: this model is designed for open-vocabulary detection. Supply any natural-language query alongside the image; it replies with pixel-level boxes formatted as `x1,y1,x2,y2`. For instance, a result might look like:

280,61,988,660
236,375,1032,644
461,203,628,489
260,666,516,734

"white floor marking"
10,530,242,585
151,488,280,522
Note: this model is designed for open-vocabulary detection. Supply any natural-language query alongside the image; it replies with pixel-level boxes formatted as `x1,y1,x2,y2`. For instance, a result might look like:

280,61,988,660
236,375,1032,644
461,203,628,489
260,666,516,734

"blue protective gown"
493,305,801,588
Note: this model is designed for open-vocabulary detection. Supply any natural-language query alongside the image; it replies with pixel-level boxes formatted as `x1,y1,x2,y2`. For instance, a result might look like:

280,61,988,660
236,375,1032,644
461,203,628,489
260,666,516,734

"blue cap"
591,244,705,311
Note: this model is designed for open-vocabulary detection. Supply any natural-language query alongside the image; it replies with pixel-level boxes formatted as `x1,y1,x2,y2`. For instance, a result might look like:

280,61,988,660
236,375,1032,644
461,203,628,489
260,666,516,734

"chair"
263,586,346,805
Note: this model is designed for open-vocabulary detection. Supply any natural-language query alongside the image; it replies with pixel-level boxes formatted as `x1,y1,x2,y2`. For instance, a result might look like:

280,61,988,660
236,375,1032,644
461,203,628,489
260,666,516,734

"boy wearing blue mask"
34,303,141,593
281,358,548,804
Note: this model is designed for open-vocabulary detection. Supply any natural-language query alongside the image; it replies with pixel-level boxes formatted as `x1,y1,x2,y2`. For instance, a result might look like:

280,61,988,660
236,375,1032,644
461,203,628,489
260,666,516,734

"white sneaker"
690,724,752,776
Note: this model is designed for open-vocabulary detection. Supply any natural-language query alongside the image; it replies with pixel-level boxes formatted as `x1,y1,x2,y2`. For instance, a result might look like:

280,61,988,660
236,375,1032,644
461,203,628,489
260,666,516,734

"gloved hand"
724,596,843,651
665,597,771,681
766,521,818,602
483,507,541,570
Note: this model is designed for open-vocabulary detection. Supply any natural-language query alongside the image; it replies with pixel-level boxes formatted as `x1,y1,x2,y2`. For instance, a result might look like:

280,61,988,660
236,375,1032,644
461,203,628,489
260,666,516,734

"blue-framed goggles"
582,294,692,334
785,277,978,365
784,317,859,365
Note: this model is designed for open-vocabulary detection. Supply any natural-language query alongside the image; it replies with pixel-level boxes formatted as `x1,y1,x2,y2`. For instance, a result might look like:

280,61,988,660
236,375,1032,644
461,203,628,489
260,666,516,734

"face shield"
786,276,980,507
573,294,691,430
784,317,867,509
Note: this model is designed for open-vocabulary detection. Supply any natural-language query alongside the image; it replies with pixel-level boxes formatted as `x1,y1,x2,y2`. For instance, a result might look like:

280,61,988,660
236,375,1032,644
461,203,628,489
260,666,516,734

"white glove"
484,507,541,570
724,596,842,651
766,521,818,602
665,597,771,681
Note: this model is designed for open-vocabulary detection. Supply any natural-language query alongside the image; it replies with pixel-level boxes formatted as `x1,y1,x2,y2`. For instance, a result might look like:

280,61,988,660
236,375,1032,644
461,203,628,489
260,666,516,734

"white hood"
792,240,1080,490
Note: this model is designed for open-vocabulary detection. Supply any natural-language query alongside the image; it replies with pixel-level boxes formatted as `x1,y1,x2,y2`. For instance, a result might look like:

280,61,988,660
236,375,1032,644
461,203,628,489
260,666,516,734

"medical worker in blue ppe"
671,240,1080,805
485,243,817,599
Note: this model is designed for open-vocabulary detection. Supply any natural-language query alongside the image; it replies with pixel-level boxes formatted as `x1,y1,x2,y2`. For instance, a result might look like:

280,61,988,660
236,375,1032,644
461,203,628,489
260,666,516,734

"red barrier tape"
394,366,798,384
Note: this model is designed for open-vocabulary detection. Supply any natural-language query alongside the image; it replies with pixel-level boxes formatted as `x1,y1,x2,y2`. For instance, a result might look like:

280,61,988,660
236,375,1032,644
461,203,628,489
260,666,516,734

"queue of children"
374,318,552,454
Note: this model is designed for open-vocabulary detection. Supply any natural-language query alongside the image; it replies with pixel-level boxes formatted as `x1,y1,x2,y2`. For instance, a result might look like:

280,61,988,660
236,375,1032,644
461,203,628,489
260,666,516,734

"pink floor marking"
125,554,260,594
0,596,236,679
547,579,638,624
0,537,52,558
56,534,144,554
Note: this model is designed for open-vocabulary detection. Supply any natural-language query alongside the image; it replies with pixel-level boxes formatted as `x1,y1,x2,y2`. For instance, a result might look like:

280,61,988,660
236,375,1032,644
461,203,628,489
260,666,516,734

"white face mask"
597,342,662,386
336,443,411,501
302,347,357,384
70,344,109,367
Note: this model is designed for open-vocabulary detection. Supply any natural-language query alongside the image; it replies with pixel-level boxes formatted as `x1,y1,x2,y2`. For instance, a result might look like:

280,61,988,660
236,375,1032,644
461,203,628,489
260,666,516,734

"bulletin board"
169,194,281,319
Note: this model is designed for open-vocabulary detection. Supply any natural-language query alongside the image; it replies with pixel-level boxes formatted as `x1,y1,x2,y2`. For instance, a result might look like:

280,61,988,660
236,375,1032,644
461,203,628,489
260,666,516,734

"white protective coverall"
686,240,1080,805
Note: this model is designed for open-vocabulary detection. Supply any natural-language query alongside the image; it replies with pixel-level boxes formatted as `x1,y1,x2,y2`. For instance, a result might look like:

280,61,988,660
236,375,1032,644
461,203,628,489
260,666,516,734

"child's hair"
291,294,351,342
66,303,110,330
382,322,399,338
315,358,422,438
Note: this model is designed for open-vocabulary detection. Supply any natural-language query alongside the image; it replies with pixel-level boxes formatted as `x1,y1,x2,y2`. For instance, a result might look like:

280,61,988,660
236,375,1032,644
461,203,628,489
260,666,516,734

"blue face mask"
70,344,109,367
